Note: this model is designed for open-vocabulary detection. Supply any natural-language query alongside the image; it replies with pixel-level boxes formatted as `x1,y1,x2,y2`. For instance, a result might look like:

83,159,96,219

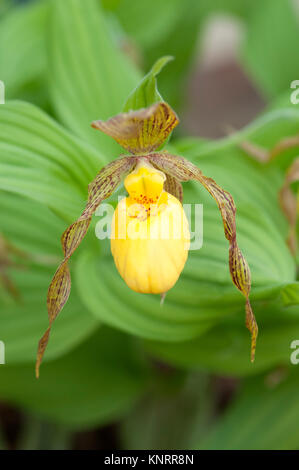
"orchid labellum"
36,102,258,377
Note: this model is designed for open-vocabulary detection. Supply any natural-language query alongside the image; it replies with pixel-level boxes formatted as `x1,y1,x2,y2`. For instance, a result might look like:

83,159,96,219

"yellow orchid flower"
111,158,190,294
36,101,258,377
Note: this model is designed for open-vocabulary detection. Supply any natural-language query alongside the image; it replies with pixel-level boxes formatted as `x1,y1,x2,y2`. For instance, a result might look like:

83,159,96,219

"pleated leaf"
0,328,149,429
241,0,299,98
280,158,299,254
145,301,299,377
0,0,48,103
199,370,299,449
0,101,105,220
0,192,100,364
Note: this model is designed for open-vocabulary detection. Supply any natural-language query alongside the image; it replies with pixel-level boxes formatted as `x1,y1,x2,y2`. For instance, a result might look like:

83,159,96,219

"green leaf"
281,283,299,307
268,89,299,113
241,0,299,98
123,56,173,111
144,302,299,377
0,0,49,103
106,0,184,49
0,100,104,220
199,371,299,450
198,0,253,18
121,372,212,450
48,0,141,158
0,328,149,429
0,192,100,364
112,0,201,108
0,0,11,19
75,248,213,342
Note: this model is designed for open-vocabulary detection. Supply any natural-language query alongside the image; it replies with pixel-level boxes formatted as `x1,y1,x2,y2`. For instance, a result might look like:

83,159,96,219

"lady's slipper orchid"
111,159,190,294
36,101,258,377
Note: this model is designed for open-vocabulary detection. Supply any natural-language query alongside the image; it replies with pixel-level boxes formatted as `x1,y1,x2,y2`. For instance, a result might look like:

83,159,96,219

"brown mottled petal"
91,102,179,154
150,151,258,361
280,157,299,255
164,174,183,203
36,156,136,378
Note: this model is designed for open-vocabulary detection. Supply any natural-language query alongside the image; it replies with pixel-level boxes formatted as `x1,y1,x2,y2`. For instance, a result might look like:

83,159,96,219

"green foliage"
198,0,253,19
0,0,299,449
49,0,140,158
145,303,299,376
0,328,149,428
200,371,299,450
281,283,299,307
107,0,184,49
0,101,103,219
0,0,49,105
108,0,202,108
121,373,212,450
241,0,299,98
123,56,173,111
0,193,100,364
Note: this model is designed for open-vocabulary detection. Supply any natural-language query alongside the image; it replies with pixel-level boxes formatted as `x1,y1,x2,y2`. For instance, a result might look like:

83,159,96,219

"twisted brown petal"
280,157,299,255
150,151,258,361
91,102,179,154
36,156,136,378
164,174,183,203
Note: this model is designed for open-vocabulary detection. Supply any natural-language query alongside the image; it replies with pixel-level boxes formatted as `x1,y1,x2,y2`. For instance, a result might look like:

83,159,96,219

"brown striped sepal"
150,151,258,362
36,156,136,378
91,102,179,155
164,174,183,204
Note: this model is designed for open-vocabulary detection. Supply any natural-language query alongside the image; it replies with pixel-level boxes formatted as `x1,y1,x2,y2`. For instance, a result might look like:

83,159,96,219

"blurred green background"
0,0,299,450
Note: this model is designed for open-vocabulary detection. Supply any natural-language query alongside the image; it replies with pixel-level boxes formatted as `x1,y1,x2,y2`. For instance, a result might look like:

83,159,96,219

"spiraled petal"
91,102,179,154
150,151,258,361
36,156,136,377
